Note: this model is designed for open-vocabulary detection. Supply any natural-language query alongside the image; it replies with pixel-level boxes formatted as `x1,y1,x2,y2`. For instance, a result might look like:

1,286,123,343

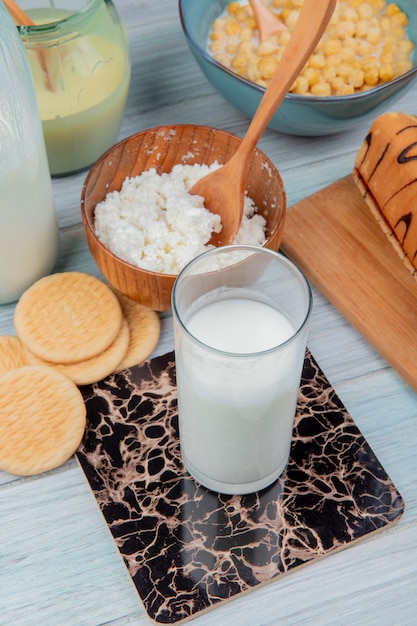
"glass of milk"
18,0,131,177
172,246,312,495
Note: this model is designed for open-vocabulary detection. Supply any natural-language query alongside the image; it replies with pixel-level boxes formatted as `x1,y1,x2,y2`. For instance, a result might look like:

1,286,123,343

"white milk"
176,297,303,494
0,130,59,304
187,298,294,352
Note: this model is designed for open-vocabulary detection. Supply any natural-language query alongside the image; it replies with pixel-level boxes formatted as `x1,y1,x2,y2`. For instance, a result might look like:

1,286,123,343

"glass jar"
0,1,59,305
18,0,131,177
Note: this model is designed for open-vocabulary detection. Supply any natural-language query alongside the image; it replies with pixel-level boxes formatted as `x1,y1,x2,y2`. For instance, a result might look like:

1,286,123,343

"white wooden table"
1,1,417,624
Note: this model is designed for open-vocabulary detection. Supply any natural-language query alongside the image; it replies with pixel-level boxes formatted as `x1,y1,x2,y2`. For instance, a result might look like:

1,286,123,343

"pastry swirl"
353,111,417,276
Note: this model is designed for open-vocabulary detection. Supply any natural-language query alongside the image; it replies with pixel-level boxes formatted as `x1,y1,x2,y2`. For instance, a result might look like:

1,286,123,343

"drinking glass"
172,245,312,495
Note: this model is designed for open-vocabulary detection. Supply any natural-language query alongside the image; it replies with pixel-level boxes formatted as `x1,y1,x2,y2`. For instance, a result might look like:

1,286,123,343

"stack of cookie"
0,272,160,476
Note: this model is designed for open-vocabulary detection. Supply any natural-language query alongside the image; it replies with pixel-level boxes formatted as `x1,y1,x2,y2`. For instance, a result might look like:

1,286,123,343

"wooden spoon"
4,0,54,91
190,0,336,246
249,0,287,43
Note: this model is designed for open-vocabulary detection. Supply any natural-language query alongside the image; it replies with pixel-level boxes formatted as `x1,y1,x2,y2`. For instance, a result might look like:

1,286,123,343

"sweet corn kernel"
364,67,380,85
258,38,278,55
385,3,401,17
358,4,374,20
310,54,326,69
380,50,395,64
227,2,240,14
280,8,292,22
277,29,291,46
379,63,395,81
335,20,356,39
340,47,356,63
224,20,240,35
225,40,238,55
240,26,254,40
285,9,300,30
303,67,321,86
323,66,337,82
391,12,408,27
236,7,250,21
380,16,391,32
355,19,369,37
311,81,332,96
258,56,278,80
245,16,257,29
373,0,386,10
247,62,261,82
331,76,348,91
356,39,374,56
395,56,413,74
292,75,309,95
238,40,254,55
231,53,249,72
340,6,358,22
335,83,355,96
348,68,365,88
337,63,353,78
399,39,415,54
367,27,383,44
326,53,342,67
323,38,343,56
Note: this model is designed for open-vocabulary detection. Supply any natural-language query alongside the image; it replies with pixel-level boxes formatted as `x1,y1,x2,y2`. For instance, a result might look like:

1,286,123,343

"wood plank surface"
0,0,417,624
281,174,417,392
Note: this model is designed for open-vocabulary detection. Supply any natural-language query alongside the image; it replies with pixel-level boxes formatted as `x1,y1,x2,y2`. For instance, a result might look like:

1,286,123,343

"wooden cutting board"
281,174,417,392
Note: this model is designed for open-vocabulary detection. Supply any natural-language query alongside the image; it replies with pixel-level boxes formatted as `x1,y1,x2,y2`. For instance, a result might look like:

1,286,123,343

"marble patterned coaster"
76,350,404,624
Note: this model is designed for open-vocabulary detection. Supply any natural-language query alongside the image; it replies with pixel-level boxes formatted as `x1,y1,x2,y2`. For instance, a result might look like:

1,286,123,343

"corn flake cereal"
209,0,414,95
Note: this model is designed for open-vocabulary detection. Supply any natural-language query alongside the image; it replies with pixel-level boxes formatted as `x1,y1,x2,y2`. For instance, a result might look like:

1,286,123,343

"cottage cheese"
94,162,267,275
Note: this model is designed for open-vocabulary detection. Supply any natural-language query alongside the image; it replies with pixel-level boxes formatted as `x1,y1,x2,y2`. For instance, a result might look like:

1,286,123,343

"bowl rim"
179,0,417,105
81,123,286,280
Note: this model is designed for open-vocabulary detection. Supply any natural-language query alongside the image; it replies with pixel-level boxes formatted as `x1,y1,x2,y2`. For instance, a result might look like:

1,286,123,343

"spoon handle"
4,0,56,92
239,0,336,155
4,0,34,25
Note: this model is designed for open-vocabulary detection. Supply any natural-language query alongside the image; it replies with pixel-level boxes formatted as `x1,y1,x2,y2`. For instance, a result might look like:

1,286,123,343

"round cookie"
0,335,27,374
23,319,130,386
14,272,123,364
112,289,160,371
0,365,86,476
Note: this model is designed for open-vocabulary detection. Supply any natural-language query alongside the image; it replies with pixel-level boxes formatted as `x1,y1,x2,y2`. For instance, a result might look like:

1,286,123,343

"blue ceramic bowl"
179,0,417,136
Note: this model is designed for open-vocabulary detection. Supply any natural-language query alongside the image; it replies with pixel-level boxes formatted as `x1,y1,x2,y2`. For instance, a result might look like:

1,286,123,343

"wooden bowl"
81,124,286,312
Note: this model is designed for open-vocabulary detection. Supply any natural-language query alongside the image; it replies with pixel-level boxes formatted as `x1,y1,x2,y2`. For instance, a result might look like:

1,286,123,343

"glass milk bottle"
0,1,59,304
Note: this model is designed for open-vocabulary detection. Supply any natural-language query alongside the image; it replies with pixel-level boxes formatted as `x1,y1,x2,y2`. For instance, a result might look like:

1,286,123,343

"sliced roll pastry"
353,111,417,277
